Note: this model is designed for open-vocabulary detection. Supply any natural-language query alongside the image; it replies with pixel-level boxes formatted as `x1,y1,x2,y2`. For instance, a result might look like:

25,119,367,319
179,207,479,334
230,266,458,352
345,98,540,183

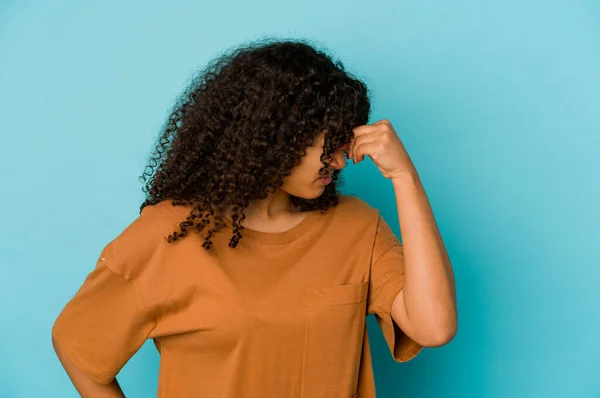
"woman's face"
280,131,349,200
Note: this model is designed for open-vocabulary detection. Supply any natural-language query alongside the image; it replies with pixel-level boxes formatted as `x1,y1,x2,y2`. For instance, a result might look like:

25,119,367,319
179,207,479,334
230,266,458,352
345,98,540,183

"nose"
329,145,349,170
329,151,346,170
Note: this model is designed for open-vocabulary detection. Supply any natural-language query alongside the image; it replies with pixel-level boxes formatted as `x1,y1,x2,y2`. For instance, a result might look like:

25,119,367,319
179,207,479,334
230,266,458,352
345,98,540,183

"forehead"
313,128,350,149
311,130,327,144
322,129,350,144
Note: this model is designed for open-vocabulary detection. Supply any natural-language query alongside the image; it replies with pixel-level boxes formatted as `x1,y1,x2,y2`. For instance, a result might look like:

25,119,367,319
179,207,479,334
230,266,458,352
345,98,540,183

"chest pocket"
300,280,369,398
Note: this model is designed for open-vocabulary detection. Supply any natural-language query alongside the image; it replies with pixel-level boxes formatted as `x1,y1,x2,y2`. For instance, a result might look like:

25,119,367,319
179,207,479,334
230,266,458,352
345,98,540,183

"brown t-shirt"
52,194,423,397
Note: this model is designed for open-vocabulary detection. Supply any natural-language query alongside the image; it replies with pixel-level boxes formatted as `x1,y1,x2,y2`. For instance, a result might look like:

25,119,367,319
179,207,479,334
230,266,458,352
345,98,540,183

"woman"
52,38,457,397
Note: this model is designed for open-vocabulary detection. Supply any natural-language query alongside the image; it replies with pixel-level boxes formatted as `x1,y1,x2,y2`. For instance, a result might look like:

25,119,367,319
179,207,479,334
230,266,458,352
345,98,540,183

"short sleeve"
367,213,423,362
51,204,170,384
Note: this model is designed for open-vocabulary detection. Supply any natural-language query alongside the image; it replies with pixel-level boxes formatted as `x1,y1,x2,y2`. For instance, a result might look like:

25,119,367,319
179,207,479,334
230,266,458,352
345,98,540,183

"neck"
225,191,298,221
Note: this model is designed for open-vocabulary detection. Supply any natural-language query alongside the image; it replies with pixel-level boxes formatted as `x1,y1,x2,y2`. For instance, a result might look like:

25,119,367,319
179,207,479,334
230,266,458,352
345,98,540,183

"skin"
349,119,457,346
53,120,457,393
53,130,346,396
224,130,349,231
231,118,458,347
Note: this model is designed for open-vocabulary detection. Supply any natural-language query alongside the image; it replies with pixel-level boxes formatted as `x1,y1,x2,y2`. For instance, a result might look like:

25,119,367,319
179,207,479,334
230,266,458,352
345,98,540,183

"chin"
288,181,328,200
311,188,328,199
292,189,323,201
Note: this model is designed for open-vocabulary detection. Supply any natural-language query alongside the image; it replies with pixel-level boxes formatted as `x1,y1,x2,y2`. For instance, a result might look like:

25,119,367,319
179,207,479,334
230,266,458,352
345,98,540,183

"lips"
320,175,333,185
319,171,333,185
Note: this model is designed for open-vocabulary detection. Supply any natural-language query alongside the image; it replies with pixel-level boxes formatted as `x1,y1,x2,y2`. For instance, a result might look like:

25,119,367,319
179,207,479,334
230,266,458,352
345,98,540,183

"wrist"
391,170,420,186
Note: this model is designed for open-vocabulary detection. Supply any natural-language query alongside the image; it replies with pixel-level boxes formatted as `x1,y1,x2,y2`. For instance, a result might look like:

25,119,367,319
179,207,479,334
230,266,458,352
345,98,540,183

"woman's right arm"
52,336,126,398
51,204,169,396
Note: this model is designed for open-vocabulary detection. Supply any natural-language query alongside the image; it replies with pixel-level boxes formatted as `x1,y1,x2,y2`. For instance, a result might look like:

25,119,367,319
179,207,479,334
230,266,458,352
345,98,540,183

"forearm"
53,337,126,398
391,172,457,344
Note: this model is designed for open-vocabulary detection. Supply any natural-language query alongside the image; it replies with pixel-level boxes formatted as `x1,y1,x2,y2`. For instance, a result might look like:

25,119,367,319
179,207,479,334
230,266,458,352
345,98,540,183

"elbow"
432,325,457,347
417,320,458,348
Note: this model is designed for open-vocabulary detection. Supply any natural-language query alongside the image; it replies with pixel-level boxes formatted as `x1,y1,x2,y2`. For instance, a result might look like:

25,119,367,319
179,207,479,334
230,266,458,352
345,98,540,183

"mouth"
318,171,333,185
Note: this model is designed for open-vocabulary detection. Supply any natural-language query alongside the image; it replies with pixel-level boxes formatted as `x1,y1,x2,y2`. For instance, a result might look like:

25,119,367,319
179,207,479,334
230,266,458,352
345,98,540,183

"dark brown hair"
139,38,371,249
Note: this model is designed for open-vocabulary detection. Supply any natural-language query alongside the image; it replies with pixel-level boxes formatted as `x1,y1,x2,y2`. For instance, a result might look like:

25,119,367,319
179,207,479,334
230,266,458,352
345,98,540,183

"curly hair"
138,37,371,250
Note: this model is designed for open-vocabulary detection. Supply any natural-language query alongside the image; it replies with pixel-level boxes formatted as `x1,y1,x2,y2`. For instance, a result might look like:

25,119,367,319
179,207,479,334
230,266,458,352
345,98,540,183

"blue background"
1,0,599,397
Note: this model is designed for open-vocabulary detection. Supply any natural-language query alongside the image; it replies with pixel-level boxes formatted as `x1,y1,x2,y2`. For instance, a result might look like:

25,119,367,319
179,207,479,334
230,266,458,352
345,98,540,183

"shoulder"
150,198,198,221
336,193,380,221
325,194,381,241
98,199,194,280
335,195,402,262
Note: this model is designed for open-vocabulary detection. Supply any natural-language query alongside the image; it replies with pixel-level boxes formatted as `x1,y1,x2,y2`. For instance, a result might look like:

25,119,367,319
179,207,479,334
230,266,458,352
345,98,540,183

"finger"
352,136,377,164
349,134,363,160
374,119,391,126
349,131,375,160
354,119,390,138
352,124,379,138
358,141,382,163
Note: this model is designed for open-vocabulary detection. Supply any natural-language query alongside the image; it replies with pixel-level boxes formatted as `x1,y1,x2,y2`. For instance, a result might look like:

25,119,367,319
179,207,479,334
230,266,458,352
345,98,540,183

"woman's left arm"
349,118,458,347
389,172,457,347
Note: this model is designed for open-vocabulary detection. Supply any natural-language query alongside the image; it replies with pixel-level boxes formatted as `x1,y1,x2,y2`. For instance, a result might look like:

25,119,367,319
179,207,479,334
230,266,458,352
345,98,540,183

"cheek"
281,165,318,191
296,150,324,175
280,149,325,187
285,165,313,185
